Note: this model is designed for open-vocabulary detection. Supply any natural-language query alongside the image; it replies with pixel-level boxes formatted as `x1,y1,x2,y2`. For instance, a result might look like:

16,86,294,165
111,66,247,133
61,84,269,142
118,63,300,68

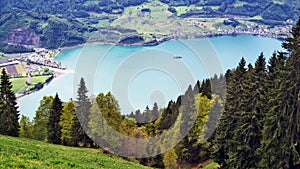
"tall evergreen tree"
180,85,197,136
282,17,300,52
151,102,160,122
279,17,300,168
230,54,267,168
258,18,300,168
176,85,199,163
143,106,151,123
258,52,292,168
75,77,92,147
158,101,179,130
213,58,247,168
47,93,62,144
0,68,19,137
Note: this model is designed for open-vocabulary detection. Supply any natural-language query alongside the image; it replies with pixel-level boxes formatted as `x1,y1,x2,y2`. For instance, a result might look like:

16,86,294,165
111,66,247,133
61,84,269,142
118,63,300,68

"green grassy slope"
0,135,151,169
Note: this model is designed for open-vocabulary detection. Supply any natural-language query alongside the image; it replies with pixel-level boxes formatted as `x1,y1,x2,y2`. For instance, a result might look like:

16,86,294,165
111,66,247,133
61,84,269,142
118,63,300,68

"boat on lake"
173,56,182,59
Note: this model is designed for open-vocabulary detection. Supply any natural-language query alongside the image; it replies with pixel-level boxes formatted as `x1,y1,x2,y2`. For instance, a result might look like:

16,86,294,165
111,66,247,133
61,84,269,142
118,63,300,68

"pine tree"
158,101,179,130
279,17,300,168
0,68,19,137
128,111,134,119
47,93,62,144
151,102,160,122
259,18,300,168
143,106,151,123
230,54,267,168
193,80,201,94
135,109,142,124
180,85,197,136
75,77,92,147
282,17,300,52
213,58,247,168
258,52,291,168
176,85,199,163
201,79,212,99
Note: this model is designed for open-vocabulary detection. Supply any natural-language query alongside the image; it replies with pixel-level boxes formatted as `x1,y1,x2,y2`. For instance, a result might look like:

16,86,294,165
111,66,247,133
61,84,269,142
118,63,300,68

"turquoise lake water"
18,35,284,119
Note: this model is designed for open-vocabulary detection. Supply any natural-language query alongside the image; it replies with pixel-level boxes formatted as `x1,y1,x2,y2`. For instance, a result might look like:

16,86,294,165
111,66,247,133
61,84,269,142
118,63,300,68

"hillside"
0,0,299,52
0,134,151,169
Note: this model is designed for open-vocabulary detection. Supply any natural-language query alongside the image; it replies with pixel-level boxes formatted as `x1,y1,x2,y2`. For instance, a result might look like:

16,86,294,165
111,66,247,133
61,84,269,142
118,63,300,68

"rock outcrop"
6,28,40,46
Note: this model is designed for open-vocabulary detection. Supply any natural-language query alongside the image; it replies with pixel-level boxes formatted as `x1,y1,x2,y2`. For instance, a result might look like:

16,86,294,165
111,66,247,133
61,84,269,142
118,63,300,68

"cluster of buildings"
216,24,292,39
17,51,65,70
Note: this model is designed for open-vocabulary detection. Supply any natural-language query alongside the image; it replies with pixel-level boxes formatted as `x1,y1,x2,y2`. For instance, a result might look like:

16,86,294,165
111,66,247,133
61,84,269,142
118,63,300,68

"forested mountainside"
1,0,299,20
0,0,299,52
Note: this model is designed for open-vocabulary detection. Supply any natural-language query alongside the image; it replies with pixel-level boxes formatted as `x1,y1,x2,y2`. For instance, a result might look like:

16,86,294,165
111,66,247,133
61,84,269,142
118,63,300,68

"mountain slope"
0,134,151,169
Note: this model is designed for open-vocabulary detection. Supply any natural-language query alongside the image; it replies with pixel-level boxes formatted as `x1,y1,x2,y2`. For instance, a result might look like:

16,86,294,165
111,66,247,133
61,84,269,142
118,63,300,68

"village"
0,49,66,97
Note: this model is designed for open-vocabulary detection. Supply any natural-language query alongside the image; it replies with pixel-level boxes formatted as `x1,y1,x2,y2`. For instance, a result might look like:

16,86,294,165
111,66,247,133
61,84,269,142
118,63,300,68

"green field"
10,77,28,93
30,76,51,84
0,134,151,169
11,75,51,93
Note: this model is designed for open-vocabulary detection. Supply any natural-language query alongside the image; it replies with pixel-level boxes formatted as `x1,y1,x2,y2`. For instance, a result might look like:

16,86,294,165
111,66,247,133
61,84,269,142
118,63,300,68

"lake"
18,35,284,119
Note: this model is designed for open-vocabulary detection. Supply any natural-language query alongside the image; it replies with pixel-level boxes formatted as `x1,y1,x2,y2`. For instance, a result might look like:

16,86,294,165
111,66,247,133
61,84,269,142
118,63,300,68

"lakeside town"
0,49,68,98
157,19,293,41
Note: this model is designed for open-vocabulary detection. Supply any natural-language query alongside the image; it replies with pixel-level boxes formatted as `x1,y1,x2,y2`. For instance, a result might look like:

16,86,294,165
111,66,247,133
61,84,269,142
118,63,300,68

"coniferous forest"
1,17,300,169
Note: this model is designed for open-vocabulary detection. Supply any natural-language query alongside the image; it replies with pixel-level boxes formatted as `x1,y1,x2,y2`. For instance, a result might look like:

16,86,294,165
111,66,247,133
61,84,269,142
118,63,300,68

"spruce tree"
282,17,300,52
151,102,160,122
259,18,300,168
0,68,19,137
180,85,197,136
230,54,267,168
258,52,291,168
143,106,151,123
213,58,247,168
75,77,92,147
47,93,63,144
282,17,300,168
158,101,179,130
